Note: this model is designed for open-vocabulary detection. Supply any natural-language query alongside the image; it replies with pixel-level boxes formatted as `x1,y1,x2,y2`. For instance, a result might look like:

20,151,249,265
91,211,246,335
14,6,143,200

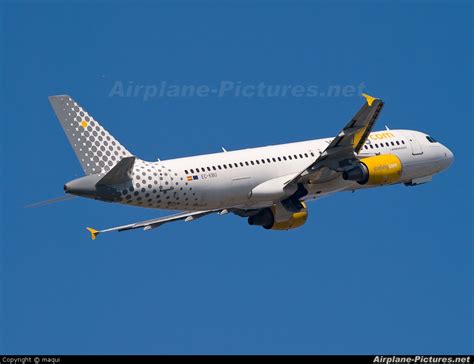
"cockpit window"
426,136,437,143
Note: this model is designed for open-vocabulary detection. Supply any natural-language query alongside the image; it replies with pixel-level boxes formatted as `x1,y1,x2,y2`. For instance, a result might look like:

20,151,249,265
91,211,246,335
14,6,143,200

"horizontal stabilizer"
25,194,77,208
96,156,136,186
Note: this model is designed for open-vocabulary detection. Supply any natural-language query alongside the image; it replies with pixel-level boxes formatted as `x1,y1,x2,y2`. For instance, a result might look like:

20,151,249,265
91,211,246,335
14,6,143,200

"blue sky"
1,0,472,354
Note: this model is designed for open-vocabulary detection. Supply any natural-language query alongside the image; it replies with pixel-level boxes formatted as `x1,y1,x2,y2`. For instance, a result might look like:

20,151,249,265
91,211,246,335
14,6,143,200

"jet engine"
248,202,308,230
342,154,402,185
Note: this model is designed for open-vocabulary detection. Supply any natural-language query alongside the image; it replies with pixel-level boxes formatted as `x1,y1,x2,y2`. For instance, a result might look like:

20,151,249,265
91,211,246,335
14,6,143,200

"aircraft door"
157,165,174,191
403,132,423,155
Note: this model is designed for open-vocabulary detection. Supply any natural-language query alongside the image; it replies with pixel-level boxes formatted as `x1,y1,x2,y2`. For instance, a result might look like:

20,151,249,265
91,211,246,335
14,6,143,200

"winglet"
361,93,378,106
86,227,100,240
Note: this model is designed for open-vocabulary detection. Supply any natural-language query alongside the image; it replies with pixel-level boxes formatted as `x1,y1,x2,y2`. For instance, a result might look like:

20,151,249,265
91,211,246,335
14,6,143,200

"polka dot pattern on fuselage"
50,95,203,210
112,160,201,210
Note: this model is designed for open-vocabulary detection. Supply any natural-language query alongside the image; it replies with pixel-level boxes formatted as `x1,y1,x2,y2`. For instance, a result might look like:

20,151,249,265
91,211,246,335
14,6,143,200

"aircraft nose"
442,145,454,168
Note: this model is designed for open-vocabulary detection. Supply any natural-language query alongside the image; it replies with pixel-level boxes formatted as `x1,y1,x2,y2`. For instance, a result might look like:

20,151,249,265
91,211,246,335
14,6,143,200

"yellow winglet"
86,227,100,240
361,93,378,106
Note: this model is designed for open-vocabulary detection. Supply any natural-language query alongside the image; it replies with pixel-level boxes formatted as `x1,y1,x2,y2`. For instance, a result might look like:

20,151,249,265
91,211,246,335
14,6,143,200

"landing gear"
280,184,308,213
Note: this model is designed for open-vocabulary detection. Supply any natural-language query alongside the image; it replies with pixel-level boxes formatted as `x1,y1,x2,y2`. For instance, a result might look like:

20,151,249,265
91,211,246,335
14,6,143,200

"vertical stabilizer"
49,95,132,175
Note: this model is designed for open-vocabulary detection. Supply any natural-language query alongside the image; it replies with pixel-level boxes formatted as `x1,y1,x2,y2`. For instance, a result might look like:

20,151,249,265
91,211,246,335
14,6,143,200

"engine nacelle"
248,202,308,230
342,154,402,185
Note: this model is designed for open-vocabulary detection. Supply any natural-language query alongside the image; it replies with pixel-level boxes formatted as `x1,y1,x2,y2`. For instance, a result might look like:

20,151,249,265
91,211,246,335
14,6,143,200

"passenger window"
370,144,373,149
185,170,189,174
228,164,232,168
396,141,400,145
310,152,315,157
375,144,378,148
299,154,303,158
207,167,211,171
245,161,249,166
218,165,222,170
190,169,194,173
212,166,216,171
251,161,255,165
283,156,287,161
304,153,308,158
288,156,292,160
261,159,265,164
240,162,244,167
278,157,282,161
272,158,277,162
267,158,271,163
402,140,405,144
294,155,298,159
391,142,394,146
256,160,260,164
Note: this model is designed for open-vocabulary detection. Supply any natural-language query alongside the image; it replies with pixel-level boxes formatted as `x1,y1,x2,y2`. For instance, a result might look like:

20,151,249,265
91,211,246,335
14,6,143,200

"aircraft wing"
286,93,384,185
86,209,223,239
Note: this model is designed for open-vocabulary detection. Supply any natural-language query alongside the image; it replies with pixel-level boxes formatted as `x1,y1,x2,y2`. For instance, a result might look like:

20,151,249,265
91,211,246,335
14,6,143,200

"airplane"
48,93,453,239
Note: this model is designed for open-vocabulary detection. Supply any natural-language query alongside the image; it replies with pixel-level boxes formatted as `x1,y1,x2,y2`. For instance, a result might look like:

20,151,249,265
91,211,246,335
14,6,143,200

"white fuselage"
116,129,452,211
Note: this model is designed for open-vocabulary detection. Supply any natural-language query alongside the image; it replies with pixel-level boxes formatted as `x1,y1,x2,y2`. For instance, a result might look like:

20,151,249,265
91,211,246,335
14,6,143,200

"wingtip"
361,93,378,106
86,227,100,240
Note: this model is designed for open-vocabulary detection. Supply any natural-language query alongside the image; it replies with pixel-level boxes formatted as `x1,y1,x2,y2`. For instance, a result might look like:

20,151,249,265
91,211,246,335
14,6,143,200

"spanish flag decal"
187,175,198,181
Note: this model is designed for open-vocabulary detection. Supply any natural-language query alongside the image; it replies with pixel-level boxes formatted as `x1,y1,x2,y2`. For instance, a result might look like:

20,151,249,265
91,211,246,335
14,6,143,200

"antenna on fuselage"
222,147,227,152
385,125,390,131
